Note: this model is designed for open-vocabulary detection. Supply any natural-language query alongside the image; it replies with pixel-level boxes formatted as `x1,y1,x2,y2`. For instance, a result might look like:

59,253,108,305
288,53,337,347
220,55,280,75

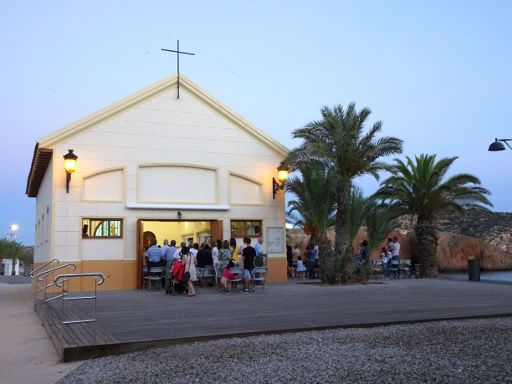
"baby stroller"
166,259,186,295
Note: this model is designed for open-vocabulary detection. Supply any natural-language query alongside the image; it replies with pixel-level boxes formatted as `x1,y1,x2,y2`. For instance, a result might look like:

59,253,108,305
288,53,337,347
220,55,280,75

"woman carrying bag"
181,246,197,297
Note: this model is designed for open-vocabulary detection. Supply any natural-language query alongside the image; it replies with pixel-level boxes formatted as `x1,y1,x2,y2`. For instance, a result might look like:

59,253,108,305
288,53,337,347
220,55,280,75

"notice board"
266,227,284,253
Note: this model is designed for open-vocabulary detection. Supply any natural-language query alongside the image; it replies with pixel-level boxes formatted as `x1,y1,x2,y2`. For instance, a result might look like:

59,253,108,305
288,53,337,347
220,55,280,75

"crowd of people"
145,236,268,296
379,236,401,278
285,236,402,279
286,243,319,279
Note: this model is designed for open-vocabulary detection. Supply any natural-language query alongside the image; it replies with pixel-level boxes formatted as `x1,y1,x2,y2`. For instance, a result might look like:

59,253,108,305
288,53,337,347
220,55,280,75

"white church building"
26,74,289,291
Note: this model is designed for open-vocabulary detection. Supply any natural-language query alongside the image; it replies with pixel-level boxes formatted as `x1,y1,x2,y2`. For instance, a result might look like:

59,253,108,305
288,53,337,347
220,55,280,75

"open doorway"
136,219,222,288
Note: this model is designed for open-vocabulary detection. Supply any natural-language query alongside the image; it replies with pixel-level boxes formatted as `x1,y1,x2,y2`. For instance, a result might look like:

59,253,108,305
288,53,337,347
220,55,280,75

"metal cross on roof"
161,40,195,99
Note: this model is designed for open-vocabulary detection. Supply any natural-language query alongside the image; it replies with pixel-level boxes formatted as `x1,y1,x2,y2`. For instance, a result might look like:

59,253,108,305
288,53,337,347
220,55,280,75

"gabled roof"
26,143,53,197
26,74,289,197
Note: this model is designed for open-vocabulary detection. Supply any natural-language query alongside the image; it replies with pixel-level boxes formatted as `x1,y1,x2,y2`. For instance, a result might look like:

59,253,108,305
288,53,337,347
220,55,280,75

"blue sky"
1,1,511,245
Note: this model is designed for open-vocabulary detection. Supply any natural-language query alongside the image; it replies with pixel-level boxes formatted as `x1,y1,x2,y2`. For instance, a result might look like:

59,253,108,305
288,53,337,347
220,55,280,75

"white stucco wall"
34,157,53,264
49,86,286,263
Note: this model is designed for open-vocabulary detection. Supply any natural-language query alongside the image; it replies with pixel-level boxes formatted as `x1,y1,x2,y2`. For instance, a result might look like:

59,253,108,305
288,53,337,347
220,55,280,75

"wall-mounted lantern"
177,211,183,220
63,149,78,193
272,165,289,199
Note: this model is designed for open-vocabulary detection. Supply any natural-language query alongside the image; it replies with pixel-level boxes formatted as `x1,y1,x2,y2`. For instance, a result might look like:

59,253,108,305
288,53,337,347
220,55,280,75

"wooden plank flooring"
35,278,512,362
35,295,117,361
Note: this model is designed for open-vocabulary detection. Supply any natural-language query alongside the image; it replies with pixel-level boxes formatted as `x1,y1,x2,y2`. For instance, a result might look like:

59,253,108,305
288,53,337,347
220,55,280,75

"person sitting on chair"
146,238,161,269
220,259,236,294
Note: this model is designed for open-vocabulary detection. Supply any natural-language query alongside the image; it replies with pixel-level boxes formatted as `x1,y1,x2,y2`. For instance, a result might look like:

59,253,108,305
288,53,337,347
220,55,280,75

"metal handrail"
37,263,77,280
51,272,106,349
30,258,59,278
54,272,105,287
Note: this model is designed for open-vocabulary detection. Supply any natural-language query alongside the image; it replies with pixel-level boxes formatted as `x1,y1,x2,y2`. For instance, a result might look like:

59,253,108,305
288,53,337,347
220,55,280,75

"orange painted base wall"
33,257,287,292
267,257,287,283
32,260,138,293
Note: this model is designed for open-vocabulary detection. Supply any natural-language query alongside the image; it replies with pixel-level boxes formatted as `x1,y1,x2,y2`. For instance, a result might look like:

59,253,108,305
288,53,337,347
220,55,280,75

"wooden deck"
35,278,512,362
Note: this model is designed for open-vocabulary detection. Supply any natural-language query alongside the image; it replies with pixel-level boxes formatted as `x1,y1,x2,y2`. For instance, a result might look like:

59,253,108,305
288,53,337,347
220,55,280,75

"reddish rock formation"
289,227,512,271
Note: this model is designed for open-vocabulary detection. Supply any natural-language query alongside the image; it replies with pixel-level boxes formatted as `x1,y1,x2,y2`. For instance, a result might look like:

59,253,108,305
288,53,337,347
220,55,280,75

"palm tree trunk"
335,180,354,283
315,233,335,283
415,217,438,277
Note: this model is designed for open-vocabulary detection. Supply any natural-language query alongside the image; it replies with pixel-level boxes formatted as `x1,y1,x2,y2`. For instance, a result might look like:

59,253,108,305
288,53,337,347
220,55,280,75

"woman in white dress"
181,247,197,296
212,239,221,286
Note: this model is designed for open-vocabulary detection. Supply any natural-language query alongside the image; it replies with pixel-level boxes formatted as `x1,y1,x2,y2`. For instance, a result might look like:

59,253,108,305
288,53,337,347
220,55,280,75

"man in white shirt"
189,243,199,258
173,242,186,260
388,236,401,278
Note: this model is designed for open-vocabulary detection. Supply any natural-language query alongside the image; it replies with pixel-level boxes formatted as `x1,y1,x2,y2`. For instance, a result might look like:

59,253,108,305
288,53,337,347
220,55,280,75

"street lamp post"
488,138,512,152
6,224,18,241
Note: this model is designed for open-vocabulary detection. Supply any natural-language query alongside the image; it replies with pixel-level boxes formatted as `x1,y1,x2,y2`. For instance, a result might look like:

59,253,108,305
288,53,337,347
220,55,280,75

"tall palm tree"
285,160,336,281
374,154,492,277
284,103,403,282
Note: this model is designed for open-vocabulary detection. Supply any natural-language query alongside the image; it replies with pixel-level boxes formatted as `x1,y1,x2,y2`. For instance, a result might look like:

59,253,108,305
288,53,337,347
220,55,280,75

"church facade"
26,75,289,291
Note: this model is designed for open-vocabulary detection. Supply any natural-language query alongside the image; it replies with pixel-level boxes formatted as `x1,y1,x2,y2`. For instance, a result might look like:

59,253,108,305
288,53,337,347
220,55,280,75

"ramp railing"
53,272,105,347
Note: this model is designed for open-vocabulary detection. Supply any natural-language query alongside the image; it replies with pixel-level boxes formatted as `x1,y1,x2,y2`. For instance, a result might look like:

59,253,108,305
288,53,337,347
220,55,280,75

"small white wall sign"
266,227,284,253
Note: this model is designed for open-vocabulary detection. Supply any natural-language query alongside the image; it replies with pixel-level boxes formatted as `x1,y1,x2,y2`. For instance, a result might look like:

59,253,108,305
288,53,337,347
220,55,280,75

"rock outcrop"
287,222,512,271
392,211,512,255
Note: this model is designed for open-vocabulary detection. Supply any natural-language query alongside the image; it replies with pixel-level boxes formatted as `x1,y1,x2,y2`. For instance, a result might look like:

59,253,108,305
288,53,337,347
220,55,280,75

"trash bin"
468,259,480,281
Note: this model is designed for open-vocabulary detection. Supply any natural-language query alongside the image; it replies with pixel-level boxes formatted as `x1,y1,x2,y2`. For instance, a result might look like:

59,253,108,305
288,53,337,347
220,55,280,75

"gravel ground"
58,317,512,384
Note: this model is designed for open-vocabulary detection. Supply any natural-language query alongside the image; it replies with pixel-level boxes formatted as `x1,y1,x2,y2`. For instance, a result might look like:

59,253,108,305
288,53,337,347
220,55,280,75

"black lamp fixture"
63,149,78,193
272,165,289,199
177,211,183,220
488,138,512,152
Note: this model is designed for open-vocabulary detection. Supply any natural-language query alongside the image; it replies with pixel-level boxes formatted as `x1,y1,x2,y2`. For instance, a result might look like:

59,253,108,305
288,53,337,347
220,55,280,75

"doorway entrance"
136,219,222,288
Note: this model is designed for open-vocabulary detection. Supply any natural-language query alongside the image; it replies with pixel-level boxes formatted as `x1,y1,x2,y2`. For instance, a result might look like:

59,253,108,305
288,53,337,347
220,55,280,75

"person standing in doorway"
181,247,197,297
164,240,177,263
254,237,267,267
161,239,170,258
173,242,186,261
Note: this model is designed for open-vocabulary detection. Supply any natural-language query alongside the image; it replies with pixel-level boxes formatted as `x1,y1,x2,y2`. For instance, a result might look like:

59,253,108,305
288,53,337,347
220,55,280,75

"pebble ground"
58,317,512,384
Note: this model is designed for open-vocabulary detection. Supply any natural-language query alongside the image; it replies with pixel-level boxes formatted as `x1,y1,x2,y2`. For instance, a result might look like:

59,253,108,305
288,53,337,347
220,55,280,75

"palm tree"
364,201,393,256
285,160,336,281
374,154,492,277
284,103,403,282
349,186,369,246
0,239,27,275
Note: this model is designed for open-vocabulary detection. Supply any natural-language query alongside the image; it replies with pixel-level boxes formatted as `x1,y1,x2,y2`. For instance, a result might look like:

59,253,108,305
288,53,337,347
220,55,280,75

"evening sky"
1,1,511,244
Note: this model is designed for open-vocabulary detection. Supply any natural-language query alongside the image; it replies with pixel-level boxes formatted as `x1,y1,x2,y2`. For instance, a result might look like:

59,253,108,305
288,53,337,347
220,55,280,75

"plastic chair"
144,267,164,290
371,260,383,278
252,267,268,292
400,259,412,278
228,267,243,293
201,265,216,287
